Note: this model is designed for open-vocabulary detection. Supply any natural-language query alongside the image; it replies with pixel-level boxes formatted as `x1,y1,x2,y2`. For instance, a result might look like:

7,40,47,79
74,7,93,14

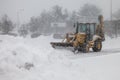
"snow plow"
50,15,105,53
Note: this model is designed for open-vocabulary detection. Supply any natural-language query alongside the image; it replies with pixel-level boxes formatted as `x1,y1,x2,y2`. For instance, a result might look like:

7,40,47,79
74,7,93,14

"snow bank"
0,35,120,80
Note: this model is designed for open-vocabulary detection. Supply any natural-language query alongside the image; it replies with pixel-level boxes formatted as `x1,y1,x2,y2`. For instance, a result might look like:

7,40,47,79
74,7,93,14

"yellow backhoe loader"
50,15,105,53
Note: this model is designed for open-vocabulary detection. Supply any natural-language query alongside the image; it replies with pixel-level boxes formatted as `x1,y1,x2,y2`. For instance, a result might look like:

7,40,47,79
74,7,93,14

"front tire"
92,41,102,52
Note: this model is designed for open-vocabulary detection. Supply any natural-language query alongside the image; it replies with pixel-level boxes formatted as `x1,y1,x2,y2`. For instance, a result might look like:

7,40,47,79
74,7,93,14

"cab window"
78,24,87,33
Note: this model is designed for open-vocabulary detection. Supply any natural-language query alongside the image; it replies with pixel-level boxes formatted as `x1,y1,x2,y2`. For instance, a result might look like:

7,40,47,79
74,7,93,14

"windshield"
76,23,96,35
77,24,87,33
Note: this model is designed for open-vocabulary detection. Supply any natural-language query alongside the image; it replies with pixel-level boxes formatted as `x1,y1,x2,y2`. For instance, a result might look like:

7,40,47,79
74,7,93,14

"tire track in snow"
59,48,120,59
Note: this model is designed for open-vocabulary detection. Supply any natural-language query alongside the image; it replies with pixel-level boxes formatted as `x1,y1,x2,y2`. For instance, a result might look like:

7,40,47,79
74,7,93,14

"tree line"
0,4,120,38
27,4,102,37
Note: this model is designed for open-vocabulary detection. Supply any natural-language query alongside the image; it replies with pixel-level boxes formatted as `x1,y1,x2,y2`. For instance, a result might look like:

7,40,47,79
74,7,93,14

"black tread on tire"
92,41,102,52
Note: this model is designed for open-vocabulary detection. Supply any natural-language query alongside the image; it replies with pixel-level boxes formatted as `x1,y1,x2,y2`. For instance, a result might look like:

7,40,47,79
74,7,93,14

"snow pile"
0,35,120,80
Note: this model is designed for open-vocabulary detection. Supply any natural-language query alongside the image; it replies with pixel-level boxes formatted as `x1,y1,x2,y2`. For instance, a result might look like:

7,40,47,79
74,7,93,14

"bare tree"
51,5,63,22
79,4,101,18
18,24,28,37
1,14,14,34
70,11,78,23
40,10,53,33
51,5,68,22
29,17,40,33
112,9,120,37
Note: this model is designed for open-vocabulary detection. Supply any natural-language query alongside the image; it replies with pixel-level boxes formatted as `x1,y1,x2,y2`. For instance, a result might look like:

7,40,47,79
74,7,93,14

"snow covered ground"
0,35,120,80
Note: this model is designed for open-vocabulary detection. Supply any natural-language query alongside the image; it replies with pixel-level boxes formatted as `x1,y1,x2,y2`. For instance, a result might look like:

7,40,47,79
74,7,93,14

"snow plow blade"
50,42,73,48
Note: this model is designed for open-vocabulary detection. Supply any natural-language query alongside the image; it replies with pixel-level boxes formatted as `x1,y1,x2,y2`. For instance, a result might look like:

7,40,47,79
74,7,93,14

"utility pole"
16,11,20,35
110,0,117,37
17,9,24,28
110,0,112,21
110,0,116,37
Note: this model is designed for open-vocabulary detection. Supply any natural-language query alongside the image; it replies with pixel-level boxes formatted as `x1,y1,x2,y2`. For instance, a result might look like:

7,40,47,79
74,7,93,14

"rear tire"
92,41,102,52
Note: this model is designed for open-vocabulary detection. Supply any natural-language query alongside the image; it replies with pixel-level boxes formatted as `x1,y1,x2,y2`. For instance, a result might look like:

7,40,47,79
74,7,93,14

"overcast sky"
0,0,119,24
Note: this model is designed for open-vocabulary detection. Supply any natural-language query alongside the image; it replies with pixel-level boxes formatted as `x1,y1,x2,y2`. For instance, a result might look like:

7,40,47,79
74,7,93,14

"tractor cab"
75,23,96,40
